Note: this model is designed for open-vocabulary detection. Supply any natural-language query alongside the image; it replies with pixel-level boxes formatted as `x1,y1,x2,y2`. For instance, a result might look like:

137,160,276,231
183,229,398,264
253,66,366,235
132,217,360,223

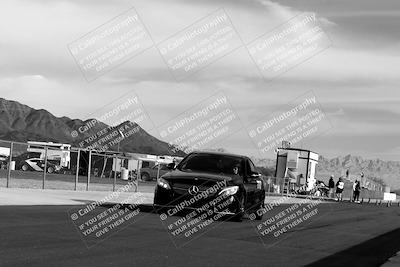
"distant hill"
0,98,183,156
252,154,400,190
317,154,400,189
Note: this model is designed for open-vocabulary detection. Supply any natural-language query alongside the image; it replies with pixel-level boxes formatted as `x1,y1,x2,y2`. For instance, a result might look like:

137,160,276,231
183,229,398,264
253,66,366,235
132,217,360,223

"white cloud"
0,0,399,161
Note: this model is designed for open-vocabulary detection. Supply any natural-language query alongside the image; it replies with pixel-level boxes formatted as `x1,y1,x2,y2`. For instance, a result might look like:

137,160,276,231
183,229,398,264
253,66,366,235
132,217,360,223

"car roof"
189,151,248,160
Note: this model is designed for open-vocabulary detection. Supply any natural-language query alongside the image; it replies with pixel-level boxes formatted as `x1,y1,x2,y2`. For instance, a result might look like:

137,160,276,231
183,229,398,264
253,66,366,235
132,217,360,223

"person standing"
336,177,345,201
352,180,357,202
353,180,361,203
328,175,335,199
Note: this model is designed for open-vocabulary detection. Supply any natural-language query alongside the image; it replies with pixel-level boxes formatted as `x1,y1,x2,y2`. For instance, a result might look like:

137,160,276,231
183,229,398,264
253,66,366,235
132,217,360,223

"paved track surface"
1,202,399,267
0,187,154,206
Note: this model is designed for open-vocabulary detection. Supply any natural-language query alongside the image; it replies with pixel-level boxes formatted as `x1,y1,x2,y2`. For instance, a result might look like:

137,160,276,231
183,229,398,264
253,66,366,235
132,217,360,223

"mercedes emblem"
188,185,199,195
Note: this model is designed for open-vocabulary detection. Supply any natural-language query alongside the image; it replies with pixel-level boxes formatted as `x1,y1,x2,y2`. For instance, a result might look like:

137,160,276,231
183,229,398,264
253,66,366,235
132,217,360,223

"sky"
0,0,399,161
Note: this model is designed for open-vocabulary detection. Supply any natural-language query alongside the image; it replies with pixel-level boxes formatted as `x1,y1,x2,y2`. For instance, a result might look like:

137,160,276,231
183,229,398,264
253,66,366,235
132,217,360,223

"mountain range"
317,155,400,189
1,97,398,189
0,97,182,156
252,154,400,190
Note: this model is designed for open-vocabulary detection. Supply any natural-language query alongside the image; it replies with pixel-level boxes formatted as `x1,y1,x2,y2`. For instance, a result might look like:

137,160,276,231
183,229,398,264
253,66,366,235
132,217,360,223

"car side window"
246,159,257,176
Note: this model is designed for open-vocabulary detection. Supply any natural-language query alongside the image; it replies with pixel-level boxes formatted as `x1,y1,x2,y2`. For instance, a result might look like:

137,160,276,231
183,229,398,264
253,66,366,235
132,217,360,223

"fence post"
42,146,48,189
135,159,140,192
6,142,13,188
156,163,161,182
87,150,91,191
75,149,80,191
113,155,117,192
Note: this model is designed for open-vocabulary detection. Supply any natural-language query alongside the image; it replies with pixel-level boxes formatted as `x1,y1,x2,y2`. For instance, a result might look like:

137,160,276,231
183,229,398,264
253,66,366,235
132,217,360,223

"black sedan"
153,151,265,221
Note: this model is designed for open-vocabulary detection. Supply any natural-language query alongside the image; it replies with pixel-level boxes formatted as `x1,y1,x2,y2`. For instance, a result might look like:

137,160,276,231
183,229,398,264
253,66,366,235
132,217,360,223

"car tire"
21,164,29,171
254,203,264,221
231,194,245,222
141,172,151,181
232,211,244,222
47,166,54,173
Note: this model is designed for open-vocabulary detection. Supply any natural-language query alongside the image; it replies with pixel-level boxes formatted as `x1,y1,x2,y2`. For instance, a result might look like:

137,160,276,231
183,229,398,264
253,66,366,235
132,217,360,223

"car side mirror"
167,162,176,170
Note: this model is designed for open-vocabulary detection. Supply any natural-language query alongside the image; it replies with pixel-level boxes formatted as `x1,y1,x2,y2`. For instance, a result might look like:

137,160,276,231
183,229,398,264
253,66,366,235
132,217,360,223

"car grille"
168,178,224,208
171,179,218,191
173,183,214,193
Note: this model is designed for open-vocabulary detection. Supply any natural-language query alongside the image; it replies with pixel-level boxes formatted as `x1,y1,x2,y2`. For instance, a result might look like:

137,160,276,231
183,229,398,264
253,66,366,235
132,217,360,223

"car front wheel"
231,194,245,222
141,172,151,181
254,203,264,220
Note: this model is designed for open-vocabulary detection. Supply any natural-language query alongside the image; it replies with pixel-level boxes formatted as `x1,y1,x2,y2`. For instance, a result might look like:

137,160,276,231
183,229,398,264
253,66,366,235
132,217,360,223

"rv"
27,141,71,168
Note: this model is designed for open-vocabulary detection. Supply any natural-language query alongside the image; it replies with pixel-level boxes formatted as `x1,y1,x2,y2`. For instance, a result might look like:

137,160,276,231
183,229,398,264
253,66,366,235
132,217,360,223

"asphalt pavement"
1,201,399,267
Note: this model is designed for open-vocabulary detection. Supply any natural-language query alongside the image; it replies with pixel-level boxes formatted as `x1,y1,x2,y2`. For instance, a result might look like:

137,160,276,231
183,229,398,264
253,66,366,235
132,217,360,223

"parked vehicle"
140,164,171,181
0,159,8,170
20,158,62,173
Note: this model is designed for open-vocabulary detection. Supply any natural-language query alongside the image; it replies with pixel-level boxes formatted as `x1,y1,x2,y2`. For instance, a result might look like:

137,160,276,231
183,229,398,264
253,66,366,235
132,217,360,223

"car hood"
161,169,239,185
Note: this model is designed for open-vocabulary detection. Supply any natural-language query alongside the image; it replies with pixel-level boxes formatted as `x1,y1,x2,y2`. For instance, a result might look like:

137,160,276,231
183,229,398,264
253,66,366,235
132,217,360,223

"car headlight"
218,186,239,196
157,178,171,190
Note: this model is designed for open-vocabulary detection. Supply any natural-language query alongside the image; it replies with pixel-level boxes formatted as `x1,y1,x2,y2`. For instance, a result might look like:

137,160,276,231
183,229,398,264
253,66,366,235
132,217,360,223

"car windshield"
177,153,244,175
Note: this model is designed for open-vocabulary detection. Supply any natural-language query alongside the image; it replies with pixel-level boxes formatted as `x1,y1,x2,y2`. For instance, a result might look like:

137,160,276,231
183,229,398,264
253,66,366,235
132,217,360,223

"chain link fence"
0,139,387,199
261,175,385,201
0,139,160,193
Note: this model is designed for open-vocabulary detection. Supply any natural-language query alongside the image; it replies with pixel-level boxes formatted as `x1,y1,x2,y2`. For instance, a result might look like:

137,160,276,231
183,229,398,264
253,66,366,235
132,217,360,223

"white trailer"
0,147,10,159
27,141,71,168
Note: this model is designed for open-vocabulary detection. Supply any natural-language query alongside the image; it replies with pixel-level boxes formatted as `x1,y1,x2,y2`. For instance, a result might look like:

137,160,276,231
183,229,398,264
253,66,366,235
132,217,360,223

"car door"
243,158,262,209
28,159,44,171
